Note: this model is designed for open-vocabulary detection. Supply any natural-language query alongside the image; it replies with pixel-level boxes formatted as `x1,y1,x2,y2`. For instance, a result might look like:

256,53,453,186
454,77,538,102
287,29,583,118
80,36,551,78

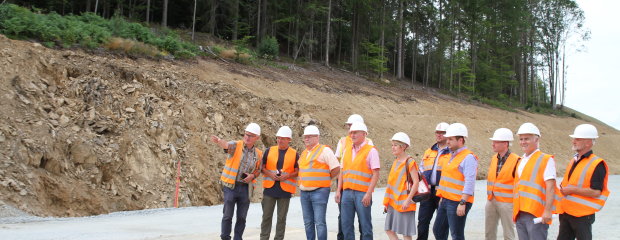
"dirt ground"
1,34,619,217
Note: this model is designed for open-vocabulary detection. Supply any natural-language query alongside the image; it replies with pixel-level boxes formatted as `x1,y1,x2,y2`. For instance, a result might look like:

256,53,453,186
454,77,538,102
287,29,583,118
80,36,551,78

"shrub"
257,36,279,59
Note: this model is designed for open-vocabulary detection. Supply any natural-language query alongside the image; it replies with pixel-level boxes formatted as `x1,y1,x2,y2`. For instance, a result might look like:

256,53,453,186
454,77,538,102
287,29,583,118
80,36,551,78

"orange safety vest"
421,146,450,184
487,152,520,202
383,158,418,212
298,144,332,188
342,144,375,192
436,148,477,203
559,154,609,217
512,151,561,221
220,140,263,185
338,136,373,159
263,146,298,194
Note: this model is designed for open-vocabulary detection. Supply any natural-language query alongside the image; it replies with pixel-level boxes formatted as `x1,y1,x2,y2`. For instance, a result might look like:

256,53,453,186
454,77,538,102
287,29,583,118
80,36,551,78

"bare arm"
561,185,601,198
330,167,341,179
210,135,228,149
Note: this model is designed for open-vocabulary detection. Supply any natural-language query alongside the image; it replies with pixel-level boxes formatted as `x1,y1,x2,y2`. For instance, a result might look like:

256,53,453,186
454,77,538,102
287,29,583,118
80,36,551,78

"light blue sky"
565,0,620,130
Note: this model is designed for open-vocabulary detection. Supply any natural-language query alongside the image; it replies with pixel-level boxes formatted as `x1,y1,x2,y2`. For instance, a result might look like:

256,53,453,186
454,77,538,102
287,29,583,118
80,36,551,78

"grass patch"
0,3,201,58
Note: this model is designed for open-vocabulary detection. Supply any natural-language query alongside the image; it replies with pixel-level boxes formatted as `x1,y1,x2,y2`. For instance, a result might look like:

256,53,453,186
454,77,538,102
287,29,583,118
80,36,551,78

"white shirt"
517,149,556,181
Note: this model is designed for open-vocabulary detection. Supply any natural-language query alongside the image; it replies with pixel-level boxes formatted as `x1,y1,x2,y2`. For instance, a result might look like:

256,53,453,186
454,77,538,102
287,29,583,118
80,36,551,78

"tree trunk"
256,0,262,46
232,0,239,40
397,0,404,79
380,0,385,79
210,0,217,35
162,0,168,27
191,0,197,41
146,0,150,23
94,0,99,14
325,0,331,67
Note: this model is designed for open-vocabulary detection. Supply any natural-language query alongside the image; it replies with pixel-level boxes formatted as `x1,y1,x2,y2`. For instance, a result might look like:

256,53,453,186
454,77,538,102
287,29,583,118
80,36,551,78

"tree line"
4,0,588,110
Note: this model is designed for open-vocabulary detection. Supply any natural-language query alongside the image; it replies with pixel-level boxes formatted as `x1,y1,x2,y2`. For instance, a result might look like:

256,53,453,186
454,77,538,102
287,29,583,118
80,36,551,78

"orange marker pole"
174,158,181,208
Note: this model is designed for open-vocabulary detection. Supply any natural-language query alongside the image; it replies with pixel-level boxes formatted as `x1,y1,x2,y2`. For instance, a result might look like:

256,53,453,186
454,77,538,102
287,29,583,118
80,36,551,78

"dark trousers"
557,213,595,240
417,186,440,240
432,198,472,240
221,184,250,240
260,195,291,240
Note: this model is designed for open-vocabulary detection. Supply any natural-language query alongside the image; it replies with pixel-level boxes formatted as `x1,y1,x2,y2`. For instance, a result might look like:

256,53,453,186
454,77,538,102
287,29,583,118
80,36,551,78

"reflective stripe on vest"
342,144,374,192
298,145,331,188
486,153,520,202
560,155,609,217
436,149,476,203
263,146,298,194
512,151,560,222
383,159,417,212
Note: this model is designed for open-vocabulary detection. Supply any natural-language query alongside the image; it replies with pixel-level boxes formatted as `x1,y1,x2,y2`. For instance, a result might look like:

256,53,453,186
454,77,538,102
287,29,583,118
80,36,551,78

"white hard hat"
489,128,514,141
276,126,292,138
303,125,320,135
346,114,365,124
517,122,540,136
245,123,261,135
349,122,368,133
444,123,468,137
391,132,411,146
570,124,599,139
435,122,450,131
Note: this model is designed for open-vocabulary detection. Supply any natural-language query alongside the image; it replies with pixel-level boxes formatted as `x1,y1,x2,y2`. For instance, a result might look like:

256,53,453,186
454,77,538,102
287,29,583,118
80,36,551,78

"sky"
564,0,620,130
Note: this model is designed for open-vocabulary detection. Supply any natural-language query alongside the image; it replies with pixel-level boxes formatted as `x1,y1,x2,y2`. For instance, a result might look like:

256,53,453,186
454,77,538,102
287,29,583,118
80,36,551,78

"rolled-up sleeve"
459,154,478,195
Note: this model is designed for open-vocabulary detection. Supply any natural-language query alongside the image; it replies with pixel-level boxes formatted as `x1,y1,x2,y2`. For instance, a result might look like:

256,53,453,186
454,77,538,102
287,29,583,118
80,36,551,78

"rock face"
0,35,329,217
1,35,619,217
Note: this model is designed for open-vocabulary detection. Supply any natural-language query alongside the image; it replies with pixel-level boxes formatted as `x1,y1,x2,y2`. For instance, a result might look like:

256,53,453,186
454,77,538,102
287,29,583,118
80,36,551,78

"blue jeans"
221,184,250,240
432,198,472,240
300,187,330,240
341,189,373,240
417,186,440,240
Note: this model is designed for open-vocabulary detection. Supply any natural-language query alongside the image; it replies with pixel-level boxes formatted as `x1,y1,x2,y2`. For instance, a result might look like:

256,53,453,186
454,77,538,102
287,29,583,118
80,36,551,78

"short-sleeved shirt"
335,137,373,161
226,141,260,183
299,146,340,191
351,141,381,170
261,147,300,198
517,149,556,181
566,150,606,191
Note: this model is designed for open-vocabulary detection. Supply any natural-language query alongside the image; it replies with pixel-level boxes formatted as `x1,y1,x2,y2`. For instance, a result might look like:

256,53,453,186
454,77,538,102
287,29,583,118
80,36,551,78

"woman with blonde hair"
384,132,420,240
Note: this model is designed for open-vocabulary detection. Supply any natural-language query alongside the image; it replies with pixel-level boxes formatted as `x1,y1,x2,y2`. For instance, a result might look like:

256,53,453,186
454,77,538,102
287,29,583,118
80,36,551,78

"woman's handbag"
405,157,432,202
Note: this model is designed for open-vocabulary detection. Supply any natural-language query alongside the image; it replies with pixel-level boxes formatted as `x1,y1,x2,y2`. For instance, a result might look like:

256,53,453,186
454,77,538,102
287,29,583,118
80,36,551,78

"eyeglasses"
245,133,258,138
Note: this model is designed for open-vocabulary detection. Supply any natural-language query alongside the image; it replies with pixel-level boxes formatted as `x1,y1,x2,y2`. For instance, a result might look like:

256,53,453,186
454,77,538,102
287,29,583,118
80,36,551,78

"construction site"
1,31,619,239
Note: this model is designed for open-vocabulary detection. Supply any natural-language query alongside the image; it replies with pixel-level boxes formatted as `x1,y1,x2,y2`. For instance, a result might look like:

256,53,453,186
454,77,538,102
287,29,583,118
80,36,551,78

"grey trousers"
515,211,549,240
260,195,291,240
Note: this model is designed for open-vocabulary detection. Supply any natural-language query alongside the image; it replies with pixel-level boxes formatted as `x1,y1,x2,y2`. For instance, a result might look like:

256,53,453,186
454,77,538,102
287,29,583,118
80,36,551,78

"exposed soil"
1,34,618,217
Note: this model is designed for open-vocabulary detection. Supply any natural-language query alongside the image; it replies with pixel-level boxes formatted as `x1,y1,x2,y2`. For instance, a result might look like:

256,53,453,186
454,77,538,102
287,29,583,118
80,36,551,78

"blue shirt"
450,146,477,196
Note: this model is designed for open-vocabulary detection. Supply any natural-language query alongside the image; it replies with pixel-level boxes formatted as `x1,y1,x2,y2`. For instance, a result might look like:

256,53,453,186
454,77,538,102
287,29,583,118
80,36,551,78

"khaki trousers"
485,198,516,240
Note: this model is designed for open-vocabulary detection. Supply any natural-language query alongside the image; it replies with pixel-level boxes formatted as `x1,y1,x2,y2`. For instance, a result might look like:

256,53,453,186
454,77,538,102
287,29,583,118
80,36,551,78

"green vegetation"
257,36,279,60
0,4,200,58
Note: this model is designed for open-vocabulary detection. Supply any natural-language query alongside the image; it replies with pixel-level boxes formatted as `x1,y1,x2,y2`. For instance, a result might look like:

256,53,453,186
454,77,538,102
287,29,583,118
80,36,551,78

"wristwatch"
458,199,466,205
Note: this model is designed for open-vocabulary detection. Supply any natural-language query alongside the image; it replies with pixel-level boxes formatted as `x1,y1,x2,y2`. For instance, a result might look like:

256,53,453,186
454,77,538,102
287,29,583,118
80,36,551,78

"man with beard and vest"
336,121,380,240
211,123,263,240
432,123,478,240
485,128,520,240
557,124,609,240
335,114,373,240
259,126,299,240
417,122,450,240
512,122,560,240
298,125,341,240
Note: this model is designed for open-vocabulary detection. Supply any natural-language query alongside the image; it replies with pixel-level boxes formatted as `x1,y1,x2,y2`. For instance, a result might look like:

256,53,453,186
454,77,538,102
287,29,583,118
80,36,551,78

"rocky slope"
1,35,618,217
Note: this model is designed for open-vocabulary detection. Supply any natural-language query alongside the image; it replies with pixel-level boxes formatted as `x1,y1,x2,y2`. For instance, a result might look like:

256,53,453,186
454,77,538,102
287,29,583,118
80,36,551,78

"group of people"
209,114,609,240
